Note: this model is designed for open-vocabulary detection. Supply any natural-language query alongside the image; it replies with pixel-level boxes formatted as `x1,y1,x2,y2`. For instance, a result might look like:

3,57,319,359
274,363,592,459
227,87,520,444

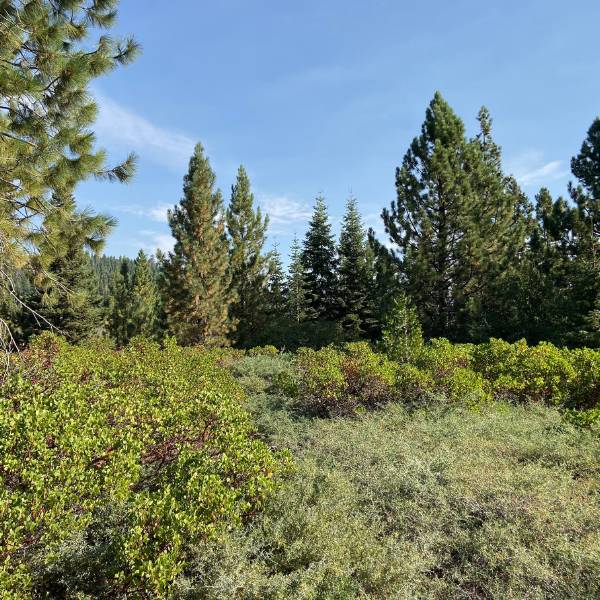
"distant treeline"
7,93,600,350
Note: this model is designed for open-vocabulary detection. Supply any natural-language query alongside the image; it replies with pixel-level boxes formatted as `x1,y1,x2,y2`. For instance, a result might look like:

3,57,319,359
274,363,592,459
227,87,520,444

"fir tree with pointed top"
287,236,309,323
162,143,234,346
226,166,270,347
336,196,373,339
266,244,288,316
109,259,133,347
128,250,160,340
302,196,338,320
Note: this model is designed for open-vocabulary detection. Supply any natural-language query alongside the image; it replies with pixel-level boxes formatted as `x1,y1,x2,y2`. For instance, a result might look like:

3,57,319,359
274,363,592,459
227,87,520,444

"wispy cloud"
94,91,195,171
131,231,174,255
507,152,569,187
260,196,313,226
151,233,175,253
111,202,172,224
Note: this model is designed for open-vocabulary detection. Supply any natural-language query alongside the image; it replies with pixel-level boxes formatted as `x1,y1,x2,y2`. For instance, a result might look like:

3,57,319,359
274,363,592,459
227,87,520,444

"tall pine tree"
226,166,270,347
383,92,529,340
162,144,234,346
569,117,600,345
0,0,137,344
302,196,338,321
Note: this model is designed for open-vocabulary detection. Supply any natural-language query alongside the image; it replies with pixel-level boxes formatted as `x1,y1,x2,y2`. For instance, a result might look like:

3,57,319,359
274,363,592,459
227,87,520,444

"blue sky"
79,0,600,259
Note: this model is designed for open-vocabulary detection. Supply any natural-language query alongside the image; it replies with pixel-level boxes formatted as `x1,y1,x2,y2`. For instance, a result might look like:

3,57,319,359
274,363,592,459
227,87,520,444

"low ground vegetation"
174,352,600,599
1,335,599,598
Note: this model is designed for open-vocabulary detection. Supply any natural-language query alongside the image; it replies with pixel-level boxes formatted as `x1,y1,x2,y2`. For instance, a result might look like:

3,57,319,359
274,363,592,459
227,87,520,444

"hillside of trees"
1,1,599,598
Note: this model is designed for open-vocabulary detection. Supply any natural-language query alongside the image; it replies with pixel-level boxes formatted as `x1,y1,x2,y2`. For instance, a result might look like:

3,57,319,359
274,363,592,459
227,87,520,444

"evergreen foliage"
383,93,529,339
226,166,270,347
109,259,132,347
128,250,160,340
287,235,309,324
381,293,423,364
265,245,288,316
161,144,234,346
302,196,338,320
25,196,113,342
0,0,138,335
336,196,374,339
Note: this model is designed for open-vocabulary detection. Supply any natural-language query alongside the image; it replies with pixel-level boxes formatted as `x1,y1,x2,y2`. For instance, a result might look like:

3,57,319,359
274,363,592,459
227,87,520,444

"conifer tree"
128,250,160,340
366,229,402,339
109,260,133,347
287,236,309,323
27,197,113,342
162,144,234,346
0,0,137,335
226,166,269,347
569,117,600,345
302,196,338,320
383,93,529,339
380,293,423,364
153,249,170,341
462,108,532,340
336,196,373,339
265,245,288,316
570,117,600,249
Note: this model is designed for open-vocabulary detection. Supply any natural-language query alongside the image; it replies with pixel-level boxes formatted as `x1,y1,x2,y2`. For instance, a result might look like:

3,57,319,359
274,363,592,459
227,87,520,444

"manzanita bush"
0,333,288,597
277,338,600,424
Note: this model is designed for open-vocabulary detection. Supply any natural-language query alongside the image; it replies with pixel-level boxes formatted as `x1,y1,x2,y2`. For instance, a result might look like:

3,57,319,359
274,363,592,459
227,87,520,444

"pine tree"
302,196,338,320
154,249,170,340
128,250,160,340
162,143,234,346
0,0,137,337
366,229,402,339
569,117,600,345
109,260,133,347
383,93,529,340
226,166,270,347
287,236,309,323
265,245,288,316
462,108,532,340
570,117,600,248
27,197,113,342
336,196,373,339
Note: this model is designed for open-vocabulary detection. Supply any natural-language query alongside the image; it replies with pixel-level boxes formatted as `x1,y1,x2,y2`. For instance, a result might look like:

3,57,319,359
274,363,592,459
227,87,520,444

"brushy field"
1,338,600,598
0,335,287,598
176,352,600,599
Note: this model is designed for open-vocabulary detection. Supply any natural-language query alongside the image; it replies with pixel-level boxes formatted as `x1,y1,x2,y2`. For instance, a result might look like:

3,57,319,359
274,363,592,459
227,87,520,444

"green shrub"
0,334,286,598
415,337,475,374
281,343,399,417
247,344,279,357
396,363,436,401
568,347,600,411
